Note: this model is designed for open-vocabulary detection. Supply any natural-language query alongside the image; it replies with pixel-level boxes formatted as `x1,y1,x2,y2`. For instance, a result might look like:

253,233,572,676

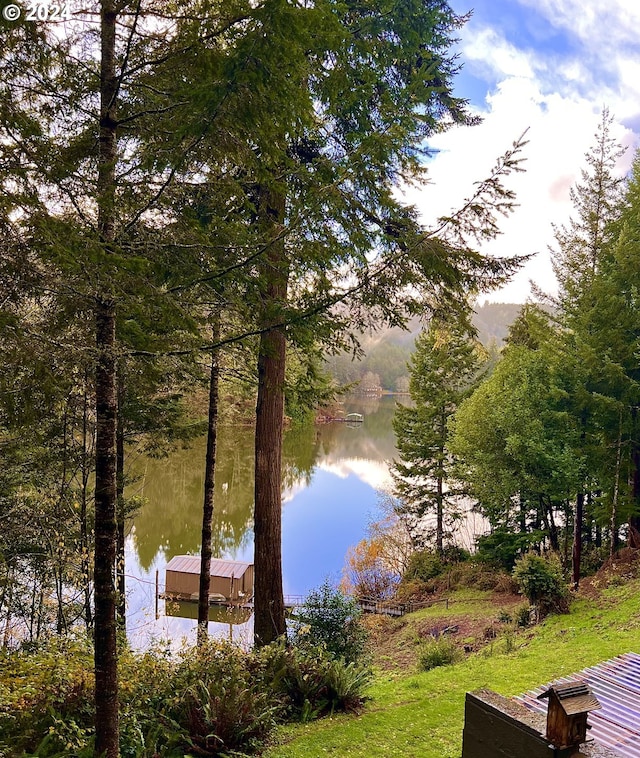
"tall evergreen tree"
150,0,527,645
392,315,484,552
586,150,640,549
450,306,581,551
237,0,526,644
1,2,211,749
547,109,627,583
550,108,626,312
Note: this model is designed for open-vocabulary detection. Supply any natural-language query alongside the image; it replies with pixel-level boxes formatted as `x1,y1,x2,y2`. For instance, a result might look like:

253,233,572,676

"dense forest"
0,1,637,756
391,111,640,590
324,301,523,392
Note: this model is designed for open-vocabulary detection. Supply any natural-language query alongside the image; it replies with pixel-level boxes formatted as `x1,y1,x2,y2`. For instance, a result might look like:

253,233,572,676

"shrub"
447,561,512,592
0,636,95,756
343,537,401,600
494,572,519,594
515,603,532,627
512,552,569,618
163,640,281,757
404,550,444,582
502,628,517,654
580,544,608,576
476,529,543,571
0,633,372,758
118,643,176,757
418,637,460,672
289,580,369,665
258,643,371,721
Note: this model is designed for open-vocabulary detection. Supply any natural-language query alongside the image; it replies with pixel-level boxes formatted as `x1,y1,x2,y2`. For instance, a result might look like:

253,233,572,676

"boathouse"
165,555,254,603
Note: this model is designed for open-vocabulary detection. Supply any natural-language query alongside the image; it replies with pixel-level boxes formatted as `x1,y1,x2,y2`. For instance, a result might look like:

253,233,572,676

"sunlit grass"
264,582,640,758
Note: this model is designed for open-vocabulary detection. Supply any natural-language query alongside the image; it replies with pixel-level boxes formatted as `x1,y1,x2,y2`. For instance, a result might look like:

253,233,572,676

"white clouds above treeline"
407,0,640,303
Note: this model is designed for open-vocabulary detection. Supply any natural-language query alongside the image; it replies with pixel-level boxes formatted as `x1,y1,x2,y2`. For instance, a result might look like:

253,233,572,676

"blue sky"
407,0,640,302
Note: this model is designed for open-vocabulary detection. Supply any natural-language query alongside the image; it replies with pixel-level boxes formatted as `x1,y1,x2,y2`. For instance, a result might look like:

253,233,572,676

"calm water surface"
125,396,399,647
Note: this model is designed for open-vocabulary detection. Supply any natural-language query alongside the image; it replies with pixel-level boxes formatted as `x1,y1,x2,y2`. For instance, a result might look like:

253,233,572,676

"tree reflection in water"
125,396,398,646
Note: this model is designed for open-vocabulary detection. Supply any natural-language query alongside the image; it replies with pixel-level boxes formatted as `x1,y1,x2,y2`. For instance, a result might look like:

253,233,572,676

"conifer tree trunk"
81,380,92,631
94,1,119,754
198,319,220,646
253,185,287,646
572,416,587,588
94,302,118,758
629,407,640,548
540,495,559,551
572,491,584,589
436,411,446,554
116,373,126,628
611,410,623,557
436,472,444,555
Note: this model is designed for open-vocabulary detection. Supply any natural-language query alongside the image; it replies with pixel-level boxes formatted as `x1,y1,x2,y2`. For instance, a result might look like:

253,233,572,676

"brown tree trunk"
81,379,93,630
436,475,444,555
436,416,445,555
94,1,119,755
572,491,583,589
540,495,559,551
116,372,126,629
253,184,288,647
198,318,220,647
94,300,119,758
628,407,640,548
611,410,623,557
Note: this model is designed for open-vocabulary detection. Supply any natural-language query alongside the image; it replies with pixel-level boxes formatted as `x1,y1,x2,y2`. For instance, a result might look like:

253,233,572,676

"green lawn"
264,581,640,758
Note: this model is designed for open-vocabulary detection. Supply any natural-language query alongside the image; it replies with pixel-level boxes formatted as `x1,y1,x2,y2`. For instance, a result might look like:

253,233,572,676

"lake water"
124,396,399,648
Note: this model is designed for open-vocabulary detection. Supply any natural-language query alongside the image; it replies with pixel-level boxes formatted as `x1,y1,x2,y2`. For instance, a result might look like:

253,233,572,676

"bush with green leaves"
289,580,369,665
512,552,569,618
418,637,461,672
160,640,281,757
444,561,513,592
0,634,372,758
403,550,445,582
515,603,532,627
257,643,371,722
0,636,95,757
476,529,544,571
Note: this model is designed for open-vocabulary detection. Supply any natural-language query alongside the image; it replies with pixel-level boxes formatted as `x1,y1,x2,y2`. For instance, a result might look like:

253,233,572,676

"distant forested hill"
325,302,528,391
471,302,525,346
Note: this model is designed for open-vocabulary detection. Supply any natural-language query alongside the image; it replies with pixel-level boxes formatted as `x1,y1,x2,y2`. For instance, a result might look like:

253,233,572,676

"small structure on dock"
164,555,254,604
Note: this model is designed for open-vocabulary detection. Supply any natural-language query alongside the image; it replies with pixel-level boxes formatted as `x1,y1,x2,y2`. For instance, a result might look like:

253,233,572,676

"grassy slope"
264,581,640,758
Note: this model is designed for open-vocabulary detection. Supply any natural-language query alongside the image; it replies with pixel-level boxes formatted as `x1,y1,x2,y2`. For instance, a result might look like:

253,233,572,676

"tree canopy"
0,1,533,750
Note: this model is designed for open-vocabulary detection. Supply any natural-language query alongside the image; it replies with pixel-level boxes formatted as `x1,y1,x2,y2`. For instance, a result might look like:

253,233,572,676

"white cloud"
405,15,638,303
318,459,392,491
463,28,535,80
518,0,640,49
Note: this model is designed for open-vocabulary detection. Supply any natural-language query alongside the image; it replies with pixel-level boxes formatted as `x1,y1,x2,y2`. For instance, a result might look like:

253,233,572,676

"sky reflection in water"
125,397,396,648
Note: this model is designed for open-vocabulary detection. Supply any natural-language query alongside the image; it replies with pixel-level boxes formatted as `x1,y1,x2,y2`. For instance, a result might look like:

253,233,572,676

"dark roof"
516,652,640,758
537,681,601,715
165,555,252,578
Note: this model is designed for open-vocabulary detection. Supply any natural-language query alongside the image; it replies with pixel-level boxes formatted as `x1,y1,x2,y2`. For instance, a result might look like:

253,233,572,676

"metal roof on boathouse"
515,652,640,758
165,555,252,579
164,555,254,603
